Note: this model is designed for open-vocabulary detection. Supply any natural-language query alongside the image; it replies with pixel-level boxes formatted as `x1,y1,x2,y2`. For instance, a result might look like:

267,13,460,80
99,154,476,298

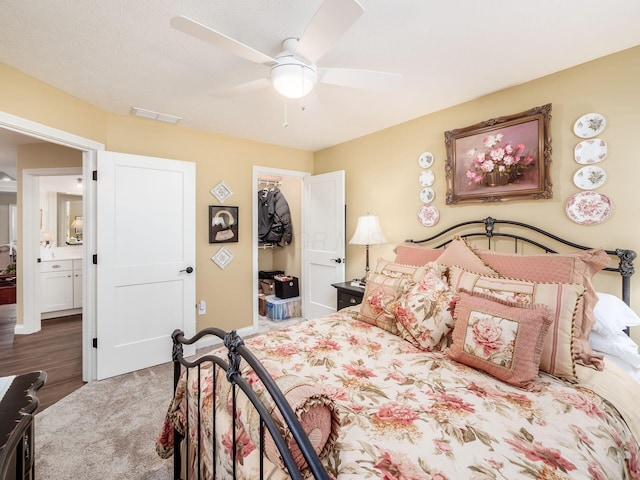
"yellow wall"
0,63,312,332
1,46,639,335
314,46,640,338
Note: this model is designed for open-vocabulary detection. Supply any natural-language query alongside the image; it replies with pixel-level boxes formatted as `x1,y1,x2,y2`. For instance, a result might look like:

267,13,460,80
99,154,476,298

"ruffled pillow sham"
469,245,610,370
448,266,585,381
448,291,552,390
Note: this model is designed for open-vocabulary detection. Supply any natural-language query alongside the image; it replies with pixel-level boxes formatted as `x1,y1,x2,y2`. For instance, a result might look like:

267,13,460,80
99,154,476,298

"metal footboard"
171,327,329,480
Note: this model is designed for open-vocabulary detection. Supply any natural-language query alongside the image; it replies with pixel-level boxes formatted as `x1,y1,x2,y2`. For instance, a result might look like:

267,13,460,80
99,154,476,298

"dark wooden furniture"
331,282,365,311
0,371,46,480
0,275,16,306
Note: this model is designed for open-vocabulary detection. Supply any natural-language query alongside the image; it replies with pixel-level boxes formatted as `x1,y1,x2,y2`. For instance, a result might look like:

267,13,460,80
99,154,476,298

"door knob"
330,258,344,264
180,266,194,274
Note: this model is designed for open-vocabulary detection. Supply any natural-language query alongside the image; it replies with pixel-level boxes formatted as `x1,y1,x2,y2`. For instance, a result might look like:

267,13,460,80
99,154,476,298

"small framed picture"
209,206,238,243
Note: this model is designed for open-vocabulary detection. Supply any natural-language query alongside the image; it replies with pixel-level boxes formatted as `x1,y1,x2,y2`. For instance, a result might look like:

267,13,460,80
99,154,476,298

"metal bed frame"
170,216,636,479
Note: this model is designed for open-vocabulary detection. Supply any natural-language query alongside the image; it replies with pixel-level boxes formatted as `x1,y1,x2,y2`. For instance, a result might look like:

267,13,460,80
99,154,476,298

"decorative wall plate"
419,169,435,186
574,139,607,164
565,191,612,225
418,152,434,168
573,113,606,138
210,180,233,203
211,247,234,269
420,187,435,203
418,204,439,226
573,165,607,190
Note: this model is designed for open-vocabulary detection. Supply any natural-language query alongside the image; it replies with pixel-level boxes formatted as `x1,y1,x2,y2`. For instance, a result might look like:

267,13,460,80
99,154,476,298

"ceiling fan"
170,0,402,99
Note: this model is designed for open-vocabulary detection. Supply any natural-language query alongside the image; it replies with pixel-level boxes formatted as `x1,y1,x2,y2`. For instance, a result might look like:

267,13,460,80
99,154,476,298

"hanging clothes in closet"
258,185,292,245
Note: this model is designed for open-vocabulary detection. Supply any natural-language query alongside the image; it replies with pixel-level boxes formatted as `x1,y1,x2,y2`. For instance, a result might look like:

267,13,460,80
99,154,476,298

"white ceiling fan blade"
319,68,403,91
213,78,271,99
296,0,364,64
171,15,276,66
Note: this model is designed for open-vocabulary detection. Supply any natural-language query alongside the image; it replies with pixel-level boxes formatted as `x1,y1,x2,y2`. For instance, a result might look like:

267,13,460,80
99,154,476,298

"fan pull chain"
282,102,289,128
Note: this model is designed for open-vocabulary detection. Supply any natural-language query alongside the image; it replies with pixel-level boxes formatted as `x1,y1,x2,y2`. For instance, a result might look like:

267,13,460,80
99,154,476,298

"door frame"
252,166,309,330
0,111,104,382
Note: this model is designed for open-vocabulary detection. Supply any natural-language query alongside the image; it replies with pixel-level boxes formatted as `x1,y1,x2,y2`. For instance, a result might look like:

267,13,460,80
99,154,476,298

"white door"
96,151,196,380
302,171,345,319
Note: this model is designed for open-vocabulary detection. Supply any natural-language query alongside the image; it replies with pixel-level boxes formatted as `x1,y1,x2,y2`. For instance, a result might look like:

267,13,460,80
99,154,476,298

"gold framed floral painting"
445,104,552,204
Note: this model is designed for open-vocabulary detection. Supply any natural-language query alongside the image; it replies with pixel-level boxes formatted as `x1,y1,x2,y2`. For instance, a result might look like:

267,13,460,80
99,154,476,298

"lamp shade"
349,215,387,246
270,58,317,99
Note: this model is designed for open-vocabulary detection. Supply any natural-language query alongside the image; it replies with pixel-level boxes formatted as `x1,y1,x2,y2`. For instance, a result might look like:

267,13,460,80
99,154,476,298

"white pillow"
600,351,640,384
590,330,640,369
592,292,640,338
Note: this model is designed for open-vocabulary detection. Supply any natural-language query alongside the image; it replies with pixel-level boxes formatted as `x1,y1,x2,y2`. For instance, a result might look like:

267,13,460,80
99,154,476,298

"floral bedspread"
157,313,640,479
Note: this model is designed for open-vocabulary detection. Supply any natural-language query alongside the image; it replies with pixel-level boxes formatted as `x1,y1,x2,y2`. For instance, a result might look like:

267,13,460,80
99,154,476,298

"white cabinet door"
73,270,82,309
41,270,74,312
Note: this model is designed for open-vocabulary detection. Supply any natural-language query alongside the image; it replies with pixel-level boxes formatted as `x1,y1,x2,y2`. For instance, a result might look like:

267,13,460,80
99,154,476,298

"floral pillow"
448,266,585,381
358,273,418,335
387,263,455,351
374,258,427,281
447,291,552,390
469,245,610,371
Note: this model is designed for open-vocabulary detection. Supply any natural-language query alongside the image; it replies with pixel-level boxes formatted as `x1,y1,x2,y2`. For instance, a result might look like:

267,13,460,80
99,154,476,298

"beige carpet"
34,316,303,479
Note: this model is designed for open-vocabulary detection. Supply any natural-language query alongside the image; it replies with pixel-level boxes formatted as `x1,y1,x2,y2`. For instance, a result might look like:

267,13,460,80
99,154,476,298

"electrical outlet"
198,300,206,315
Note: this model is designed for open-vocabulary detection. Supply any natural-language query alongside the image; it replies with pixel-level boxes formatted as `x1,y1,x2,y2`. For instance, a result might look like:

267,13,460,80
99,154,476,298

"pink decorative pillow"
447,291,552,390
387,264,455,351
436,236,498,276
448,266,585,380
393,243,442,266
358,272,420,335
470,245,610,370
262,375,339,475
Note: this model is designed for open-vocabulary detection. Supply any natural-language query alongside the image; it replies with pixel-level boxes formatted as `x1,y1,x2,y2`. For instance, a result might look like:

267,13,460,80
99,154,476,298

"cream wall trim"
2,110,104,382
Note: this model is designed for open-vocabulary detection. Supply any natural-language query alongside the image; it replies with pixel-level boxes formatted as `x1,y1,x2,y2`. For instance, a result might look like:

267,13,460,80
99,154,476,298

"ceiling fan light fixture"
271,61,317,99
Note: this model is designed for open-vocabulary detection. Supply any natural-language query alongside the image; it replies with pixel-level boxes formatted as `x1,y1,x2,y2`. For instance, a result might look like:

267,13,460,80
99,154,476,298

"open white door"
302,171,345,319
96,151,195,380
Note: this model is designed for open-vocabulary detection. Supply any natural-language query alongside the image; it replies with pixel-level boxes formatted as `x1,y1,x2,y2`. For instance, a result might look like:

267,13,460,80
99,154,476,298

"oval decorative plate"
565,191,612,225
418,204,439,226
418,152,434,168
574,139,607,164
419,187,435,203
573,165,607,190
419,169,435,186
573,113,606,138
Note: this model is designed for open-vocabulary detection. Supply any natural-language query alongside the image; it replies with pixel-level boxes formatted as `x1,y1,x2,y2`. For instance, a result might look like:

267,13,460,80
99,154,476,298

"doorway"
253,166,306,330
1,110,103,381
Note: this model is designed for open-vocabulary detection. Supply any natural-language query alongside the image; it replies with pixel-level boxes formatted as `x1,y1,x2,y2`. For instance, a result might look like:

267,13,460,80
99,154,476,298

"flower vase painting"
445,104,552,204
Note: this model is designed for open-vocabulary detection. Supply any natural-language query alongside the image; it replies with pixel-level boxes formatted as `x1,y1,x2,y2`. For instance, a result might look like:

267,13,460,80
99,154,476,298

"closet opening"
253,167,306,332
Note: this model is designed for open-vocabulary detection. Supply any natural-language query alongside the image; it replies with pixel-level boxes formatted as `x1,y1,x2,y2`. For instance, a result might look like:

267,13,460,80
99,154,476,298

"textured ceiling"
0,0,639,154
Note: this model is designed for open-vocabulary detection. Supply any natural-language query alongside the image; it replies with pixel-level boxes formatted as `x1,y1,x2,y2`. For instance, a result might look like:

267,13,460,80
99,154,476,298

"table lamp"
349,214,387,284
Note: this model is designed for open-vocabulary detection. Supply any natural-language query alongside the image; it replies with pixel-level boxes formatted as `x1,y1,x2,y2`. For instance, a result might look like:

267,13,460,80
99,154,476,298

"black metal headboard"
406,217,636,307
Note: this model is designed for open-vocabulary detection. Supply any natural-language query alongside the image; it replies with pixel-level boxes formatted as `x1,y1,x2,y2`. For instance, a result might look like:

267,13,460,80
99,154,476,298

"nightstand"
331,281,365,311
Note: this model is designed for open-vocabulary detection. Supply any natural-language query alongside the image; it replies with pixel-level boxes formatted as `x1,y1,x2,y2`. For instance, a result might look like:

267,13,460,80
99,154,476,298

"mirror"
56,193,83,246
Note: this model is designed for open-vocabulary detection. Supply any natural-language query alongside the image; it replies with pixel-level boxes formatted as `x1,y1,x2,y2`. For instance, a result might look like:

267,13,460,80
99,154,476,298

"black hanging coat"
257,188,292,244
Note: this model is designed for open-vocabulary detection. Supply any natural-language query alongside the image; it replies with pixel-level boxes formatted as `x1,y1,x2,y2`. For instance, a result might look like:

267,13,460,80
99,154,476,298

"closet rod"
258,179,281,187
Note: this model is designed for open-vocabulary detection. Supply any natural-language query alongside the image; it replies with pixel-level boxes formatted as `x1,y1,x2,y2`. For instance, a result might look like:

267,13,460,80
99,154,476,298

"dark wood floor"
0,304,84,411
